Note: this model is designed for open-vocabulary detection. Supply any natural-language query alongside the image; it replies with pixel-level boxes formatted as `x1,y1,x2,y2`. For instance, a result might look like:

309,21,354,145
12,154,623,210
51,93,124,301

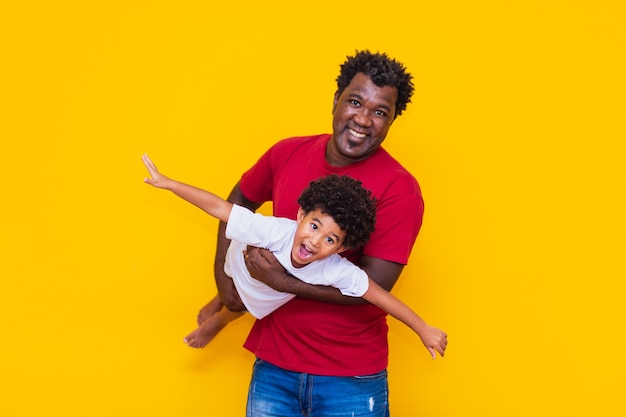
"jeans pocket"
352,369,388,381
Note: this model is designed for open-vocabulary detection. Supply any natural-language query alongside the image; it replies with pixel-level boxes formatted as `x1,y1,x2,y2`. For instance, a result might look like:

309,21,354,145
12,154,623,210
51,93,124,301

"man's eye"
349,100,360,106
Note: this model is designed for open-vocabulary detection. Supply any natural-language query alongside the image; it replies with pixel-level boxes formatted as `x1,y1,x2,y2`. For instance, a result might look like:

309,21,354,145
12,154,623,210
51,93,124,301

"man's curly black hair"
336,50,414,117
297,175,377,249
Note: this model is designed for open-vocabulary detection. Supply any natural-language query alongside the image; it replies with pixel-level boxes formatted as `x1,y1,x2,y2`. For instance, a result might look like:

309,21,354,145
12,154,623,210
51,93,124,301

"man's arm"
244,248,405,305
214,182,262,311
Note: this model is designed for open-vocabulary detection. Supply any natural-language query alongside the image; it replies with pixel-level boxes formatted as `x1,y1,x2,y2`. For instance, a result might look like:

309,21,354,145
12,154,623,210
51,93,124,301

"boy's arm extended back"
142,154,232,222
362,279,448,359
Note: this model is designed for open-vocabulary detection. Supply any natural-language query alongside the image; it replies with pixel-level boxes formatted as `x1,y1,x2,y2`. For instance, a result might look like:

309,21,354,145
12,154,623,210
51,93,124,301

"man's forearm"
259,266,367,305
282,256,406,305
293,280,368,305
214,220,245,311
213,182,261,311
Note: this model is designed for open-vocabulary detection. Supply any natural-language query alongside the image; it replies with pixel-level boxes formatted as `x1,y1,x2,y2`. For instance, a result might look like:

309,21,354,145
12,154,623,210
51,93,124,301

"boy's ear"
296,207,306,223
335,244,348,254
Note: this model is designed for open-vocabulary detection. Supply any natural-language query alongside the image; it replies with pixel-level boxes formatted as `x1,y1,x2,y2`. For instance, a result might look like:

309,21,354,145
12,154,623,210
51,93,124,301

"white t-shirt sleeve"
322,255,370,298
225,204,292,248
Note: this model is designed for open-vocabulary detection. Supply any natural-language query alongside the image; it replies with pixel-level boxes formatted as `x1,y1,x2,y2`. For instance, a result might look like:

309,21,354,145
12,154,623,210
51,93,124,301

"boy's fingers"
428,347,436,359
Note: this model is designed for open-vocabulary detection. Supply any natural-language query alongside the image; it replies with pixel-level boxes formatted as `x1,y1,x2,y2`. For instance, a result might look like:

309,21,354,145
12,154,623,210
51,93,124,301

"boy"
142,154,447,358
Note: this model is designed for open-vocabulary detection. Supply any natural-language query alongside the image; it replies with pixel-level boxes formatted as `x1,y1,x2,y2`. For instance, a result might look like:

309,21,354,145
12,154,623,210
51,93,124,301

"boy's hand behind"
419,325,448,359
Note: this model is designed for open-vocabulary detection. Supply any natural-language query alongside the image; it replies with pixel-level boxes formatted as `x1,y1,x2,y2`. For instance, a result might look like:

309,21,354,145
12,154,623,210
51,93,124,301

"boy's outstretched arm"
142,154,233,223
362,280,448,359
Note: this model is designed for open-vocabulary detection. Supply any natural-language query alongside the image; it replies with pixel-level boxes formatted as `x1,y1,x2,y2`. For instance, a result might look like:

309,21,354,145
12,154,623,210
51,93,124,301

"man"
202,50,435,416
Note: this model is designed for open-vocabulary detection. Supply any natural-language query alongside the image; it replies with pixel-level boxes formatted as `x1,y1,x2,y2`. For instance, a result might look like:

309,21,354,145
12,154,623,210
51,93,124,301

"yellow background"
1,1,624,416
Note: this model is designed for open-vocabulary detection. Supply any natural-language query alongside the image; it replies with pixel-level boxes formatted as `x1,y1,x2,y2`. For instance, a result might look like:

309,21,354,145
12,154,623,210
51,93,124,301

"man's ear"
332,90,340,113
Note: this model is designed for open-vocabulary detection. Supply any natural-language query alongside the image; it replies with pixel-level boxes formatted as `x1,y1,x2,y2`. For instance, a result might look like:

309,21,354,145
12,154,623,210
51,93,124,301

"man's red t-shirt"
240,134,423,376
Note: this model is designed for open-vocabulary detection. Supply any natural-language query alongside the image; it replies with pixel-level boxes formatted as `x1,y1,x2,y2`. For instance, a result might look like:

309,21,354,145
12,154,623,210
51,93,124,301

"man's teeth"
349,129,366,138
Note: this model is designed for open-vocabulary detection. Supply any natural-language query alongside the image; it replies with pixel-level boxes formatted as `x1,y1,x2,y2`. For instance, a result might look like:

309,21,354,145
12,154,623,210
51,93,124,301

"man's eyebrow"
376,103,392,113
347,92,392,113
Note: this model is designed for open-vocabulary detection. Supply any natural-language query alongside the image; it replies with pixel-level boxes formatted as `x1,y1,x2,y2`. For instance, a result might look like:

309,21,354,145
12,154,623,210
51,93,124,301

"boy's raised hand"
142,154,171,188
419,324,448,359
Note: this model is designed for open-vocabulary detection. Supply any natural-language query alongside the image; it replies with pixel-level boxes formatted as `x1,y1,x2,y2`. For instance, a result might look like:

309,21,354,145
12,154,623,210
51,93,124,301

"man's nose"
354,109,373,127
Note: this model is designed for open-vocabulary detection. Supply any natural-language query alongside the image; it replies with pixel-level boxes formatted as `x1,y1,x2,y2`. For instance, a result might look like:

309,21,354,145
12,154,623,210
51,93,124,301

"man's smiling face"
327,72,398,167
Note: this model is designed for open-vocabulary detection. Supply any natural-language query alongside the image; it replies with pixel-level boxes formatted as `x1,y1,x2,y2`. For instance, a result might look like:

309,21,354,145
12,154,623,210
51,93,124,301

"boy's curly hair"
297,175,377,249
336,50,414,117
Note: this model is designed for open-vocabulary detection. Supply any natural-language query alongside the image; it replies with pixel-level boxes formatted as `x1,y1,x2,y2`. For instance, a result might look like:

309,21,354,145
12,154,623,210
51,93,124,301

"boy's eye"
310,223,318,230
325,236,335,244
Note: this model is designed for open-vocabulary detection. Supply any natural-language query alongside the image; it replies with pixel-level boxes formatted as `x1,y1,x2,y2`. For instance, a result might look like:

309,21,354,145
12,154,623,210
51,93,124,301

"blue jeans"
246,358,390,417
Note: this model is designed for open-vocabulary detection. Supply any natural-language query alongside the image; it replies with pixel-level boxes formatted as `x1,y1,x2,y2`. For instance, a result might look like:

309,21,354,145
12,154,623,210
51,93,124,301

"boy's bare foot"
197,297,223,325
184,315,227,348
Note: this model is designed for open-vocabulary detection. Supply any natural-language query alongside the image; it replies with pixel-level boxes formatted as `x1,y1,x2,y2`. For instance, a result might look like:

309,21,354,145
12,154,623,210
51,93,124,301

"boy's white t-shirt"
225,204,369,319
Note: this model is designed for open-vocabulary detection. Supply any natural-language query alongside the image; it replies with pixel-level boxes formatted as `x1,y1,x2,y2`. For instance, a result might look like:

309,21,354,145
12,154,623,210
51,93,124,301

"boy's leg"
184,308,245,348
197,294,224,325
